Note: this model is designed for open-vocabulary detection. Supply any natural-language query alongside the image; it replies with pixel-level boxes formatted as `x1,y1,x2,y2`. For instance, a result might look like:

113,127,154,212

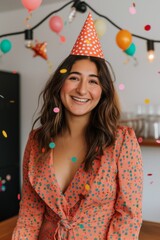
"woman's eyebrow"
69,72,99,78
69,71,81,75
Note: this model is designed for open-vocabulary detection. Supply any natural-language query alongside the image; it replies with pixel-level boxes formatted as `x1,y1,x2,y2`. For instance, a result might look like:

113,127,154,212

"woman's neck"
62,114,89,139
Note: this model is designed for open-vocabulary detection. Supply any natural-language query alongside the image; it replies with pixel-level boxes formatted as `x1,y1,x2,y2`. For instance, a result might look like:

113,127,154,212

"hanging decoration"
21,0,43,12
116,29,132,50
28,40,53,73
49,15,66,43
0,0,159,64
124,42,136,56
21,0,43,32
0,39,12,54
129,3,136,15
94,19,107,38
29,40,48,60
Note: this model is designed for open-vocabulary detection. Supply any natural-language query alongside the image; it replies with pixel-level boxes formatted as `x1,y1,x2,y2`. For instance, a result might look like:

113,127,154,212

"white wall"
0,0,160,222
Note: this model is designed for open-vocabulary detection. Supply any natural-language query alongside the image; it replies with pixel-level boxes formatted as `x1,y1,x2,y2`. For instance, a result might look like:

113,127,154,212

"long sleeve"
12,131,45,240
107,127,143,240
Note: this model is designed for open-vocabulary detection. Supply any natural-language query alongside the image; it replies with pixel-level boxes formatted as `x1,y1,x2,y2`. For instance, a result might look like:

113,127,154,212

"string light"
0,0,160,62
147,40,155,62
69,0,87,23
24,29,33,48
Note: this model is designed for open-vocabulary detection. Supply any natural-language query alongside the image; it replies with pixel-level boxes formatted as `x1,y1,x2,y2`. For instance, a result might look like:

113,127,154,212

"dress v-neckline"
50,149,84,197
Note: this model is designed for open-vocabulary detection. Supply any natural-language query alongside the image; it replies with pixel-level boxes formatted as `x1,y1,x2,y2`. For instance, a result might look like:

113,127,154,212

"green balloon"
0,39,12,53
124,42,136,56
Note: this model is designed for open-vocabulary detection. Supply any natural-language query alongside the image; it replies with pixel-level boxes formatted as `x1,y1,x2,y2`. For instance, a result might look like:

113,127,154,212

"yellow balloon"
94,19,107,38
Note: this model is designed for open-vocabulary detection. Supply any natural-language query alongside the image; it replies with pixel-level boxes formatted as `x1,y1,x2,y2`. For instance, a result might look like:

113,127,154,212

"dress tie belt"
54,218,76,240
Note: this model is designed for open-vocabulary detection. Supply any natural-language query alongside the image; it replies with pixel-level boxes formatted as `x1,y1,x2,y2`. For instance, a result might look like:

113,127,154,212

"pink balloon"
21,0,42,11
49,16,63,34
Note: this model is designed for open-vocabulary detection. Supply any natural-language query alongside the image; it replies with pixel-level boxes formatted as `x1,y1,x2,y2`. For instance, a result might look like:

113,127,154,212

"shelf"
138,138,160,147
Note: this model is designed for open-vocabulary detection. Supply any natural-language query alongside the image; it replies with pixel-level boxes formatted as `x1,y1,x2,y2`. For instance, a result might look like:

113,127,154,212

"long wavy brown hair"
32,55,121,171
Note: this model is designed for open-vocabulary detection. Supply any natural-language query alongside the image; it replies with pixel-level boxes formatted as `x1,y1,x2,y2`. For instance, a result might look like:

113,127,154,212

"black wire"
1,0,160,43
85,2,160,43
31,0,74,30
0,0,74,38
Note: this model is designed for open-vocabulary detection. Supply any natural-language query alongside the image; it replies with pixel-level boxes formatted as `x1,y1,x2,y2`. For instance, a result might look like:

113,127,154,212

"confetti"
79,223,84,229
144,25,151,31
17,193,21,200
0,95,4,98
71,156,77,162
85,184,90,191
119,83,125,91
86,39,90,44
129,6,136,15
138,137,143,143
2,130,8,138
42,147,45,153
53,107,60,113
1,185,6,191
49,142,56,149
144,98,150,104
60,68,67,74
60,35,66,43
6,174,11,181
147,173,152,176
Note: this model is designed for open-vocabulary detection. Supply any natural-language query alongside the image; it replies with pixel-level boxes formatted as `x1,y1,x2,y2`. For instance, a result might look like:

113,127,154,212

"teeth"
72,97,88,102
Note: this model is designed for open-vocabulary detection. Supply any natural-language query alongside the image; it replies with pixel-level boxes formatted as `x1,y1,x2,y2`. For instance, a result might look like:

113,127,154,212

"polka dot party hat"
70,12,105,59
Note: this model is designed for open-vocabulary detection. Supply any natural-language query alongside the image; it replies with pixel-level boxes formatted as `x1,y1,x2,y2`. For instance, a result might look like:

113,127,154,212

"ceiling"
0,0,64,12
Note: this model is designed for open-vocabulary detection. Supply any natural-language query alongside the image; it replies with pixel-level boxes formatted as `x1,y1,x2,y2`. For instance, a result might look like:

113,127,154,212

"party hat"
70,12,105,59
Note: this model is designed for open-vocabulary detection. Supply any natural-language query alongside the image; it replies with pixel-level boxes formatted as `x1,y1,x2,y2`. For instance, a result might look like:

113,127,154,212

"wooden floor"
0,216,160,240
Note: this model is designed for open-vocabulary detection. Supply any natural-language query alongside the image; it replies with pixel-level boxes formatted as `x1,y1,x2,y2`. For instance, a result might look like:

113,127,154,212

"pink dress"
12,126,143,239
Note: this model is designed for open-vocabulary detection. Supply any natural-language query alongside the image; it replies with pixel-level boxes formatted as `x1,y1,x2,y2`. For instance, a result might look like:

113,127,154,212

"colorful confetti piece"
2,130,7,138
53,107,60,113
6,174,11,181
119,83,125,91
60,68,67,74
85,184,90,191
60,35,66,43
17,193,21,200
138,137,143,143
79,223,84,229
147,173,152,176
144,98,150,104
129,5,136,15
144,25,151,31
71,156,77,162
49,142,56,149
42,147,45,153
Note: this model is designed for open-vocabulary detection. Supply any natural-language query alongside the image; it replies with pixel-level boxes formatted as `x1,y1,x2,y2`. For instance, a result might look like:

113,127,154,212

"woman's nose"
76,80,88,95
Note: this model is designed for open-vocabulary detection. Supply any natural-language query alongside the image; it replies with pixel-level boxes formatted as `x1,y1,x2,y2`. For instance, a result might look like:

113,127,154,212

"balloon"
0,39,12,53
49,16,63,34
21,0,42,12
116,29,132,50
124,42,136,56
94,19,107,38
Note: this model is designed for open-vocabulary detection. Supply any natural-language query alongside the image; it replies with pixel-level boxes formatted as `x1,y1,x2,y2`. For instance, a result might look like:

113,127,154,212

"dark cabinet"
0,71,20,221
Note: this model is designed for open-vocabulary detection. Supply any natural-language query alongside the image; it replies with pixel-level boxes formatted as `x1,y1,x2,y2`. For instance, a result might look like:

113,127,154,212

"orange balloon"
116,29,132,50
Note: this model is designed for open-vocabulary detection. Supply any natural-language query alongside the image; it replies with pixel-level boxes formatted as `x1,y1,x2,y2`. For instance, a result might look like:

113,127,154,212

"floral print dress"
12,126,143,240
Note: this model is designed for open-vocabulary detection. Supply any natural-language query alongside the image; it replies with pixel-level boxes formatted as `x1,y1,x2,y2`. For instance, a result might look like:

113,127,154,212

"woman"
12,13,143,240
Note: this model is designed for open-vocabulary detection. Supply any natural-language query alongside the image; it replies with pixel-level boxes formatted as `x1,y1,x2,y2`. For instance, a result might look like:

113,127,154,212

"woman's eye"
69,76,78,81
89,79,99,84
